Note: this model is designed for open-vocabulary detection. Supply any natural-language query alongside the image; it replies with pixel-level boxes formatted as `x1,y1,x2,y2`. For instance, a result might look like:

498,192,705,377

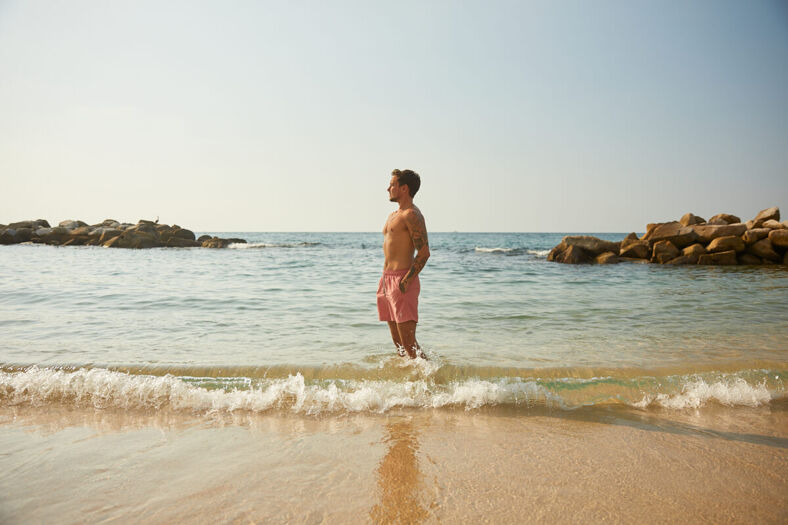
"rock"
665,255,698,265
8,221,34,229
165,236,201,248
784,252,788,266
105,230,161,249
58,220,88,230
99,229,122,243
698,250,737,265
706,218,728,225
619,240,650,259
651,240,680,263
707,235,745,253
737,253,762,265
745,220,755,229
623,232,639,243
708,213,740,225
555,244,592,264
748,238,780,262
642,222,699,248
762,219,784,230
202,237,233,249
679,213,705,226
682,243,706,257
173,228,196,241
752,206,779,227
92,219,121,228
133,222,157,234
197,235,212,242
595,251,619,264
742,228,770,245
690,223,747,243
225,238,246,244
768,229,788,249
560,236,620,256
0,228,17,245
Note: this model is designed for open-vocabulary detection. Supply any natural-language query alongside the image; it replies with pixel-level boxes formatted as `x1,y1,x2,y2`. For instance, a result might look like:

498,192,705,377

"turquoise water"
1,232,786,413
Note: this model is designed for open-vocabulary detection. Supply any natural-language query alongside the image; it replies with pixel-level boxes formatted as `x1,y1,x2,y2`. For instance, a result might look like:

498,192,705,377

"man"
378,169,430,359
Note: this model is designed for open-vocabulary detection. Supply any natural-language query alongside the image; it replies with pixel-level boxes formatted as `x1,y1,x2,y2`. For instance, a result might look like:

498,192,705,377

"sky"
1,0,786,232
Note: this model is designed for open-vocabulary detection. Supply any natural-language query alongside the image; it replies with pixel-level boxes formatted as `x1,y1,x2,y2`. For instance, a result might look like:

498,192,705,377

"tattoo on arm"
404,211,430,282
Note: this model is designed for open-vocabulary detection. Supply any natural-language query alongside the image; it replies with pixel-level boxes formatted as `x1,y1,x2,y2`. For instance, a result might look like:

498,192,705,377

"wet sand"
1,404,786,524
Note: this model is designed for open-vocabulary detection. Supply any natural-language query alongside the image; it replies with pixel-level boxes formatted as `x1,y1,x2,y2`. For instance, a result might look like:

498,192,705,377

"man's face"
387,176,402,202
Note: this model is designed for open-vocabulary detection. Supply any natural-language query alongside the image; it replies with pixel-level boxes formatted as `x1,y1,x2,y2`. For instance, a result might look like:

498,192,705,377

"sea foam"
1,367,779,415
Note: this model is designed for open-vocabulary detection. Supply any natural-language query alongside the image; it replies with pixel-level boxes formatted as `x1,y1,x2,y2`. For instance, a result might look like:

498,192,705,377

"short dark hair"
392,169,421,198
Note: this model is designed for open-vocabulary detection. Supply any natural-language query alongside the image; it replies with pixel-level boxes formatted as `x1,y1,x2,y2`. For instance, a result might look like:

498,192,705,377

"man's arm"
399,209,430,293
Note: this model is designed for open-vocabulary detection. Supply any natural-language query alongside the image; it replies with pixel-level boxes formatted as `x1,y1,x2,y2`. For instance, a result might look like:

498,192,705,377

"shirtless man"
378,169,430,359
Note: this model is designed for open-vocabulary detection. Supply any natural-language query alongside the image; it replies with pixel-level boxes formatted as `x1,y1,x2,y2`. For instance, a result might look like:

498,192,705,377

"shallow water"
1,232,786,413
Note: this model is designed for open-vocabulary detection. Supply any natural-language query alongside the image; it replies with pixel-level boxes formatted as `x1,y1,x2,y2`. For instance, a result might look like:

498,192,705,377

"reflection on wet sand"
370,417,430,524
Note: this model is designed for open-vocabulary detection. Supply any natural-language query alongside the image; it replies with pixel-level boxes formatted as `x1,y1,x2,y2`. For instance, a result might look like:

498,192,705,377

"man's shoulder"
401,206,425,221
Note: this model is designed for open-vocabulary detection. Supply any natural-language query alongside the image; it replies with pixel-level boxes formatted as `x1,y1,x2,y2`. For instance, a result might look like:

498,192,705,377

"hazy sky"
1,1,786,232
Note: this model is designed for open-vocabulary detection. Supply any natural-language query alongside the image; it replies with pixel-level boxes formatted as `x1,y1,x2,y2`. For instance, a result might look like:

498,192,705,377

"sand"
1,403,786,524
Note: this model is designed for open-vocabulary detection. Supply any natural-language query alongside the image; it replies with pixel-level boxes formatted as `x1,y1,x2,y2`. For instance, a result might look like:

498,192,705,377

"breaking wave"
228,242,321,249
1,366,783,416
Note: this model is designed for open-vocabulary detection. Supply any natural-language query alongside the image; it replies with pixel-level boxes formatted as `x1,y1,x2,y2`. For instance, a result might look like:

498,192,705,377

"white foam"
631,377,772,409
1,368,776,415
527,249,550,257
228,242,319,249
0,367,553,414
475,247,514,253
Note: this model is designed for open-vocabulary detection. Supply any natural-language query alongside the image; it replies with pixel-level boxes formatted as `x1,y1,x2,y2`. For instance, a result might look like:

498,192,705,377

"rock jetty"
548,206,788,266
0,219,247,249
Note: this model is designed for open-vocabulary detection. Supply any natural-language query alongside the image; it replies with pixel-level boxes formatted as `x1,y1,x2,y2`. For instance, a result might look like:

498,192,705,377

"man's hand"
399,277,409,293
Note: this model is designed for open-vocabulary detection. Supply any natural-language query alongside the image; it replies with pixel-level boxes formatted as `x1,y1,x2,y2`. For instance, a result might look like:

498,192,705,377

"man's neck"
397,197,414,211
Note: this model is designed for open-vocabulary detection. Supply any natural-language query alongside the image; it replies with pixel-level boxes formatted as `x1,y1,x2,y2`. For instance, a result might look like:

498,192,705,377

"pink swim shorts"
377,269,420,323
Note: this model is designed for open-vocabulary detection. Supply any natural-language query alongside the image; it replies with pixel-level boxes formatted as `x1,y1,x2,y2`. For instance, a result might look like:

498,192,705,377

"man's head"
388,169,421,202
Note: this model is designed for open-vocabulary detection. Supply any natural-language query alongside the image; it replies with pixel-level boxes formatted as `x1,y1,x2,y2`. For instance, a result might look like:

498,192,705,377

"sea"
1,232,787,416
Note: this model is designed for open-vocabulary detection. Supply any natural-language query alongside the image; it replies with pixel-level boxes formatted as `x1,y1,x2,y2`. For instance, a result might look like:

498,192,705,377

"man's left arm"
400,210,430,293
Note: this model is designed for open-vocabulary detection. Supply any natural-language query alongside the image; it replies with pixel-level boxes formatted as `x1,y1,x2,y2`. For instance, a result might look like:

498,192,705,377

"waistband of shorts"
382,269,409,276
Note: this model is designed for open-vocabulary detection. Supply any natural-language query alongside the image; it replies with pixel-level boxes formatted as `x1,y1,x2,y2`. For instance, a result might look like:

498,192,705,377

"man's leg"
395,321,421,359
387,321,405,355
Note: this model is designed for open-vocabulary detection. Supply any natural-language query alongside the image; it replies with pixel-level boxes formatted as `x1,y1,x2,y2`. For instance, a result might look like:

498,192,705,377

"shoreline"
2,404,786,523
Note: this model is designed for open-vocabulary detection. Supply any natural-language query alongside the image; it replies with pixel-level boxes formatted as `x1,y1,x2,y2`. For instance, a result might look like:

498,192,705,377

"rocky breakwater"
0,219,247,249
548,206,788,266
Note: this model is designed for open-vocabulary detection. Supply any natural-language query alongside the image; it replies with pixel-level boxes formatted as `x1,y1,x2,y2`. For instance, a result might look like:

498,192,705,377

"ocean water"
1,232,786,414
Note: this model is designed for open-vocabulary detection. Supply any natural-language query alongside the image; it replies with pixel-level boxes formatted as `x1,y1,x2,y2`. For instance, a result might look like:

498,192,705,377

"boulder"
698,250,737,265
748,238,780,262
58,219,88,230
708,213,740,225
682,243,706,257
651,240,680,264
665,255,698,265
706,235,745,253
742,228,770,245
745,220,755,229
768,229,788,249
92,219,121,228
165,236,201,248
642,222,699,248
133,222,157,234
679,213,705,226
737,253,762,265
619,240,650,259
690,223,747,243
225,238,247,244
8,221,34,229
0,228,17,245
762,219,784,230
555,244,592,264
752,206,779,227
105,230,161,249
202,237,233,249
784,252,788,266
173,228,196,241
595,251,619,264
560,236,620,256
98,229,121,243
197,235,212,242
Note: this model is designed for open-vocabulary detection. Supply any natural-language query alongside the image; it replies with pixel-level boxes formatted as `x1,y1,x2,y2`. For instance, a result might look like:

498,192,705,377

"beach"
1,232,787,523
2,403,786,523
